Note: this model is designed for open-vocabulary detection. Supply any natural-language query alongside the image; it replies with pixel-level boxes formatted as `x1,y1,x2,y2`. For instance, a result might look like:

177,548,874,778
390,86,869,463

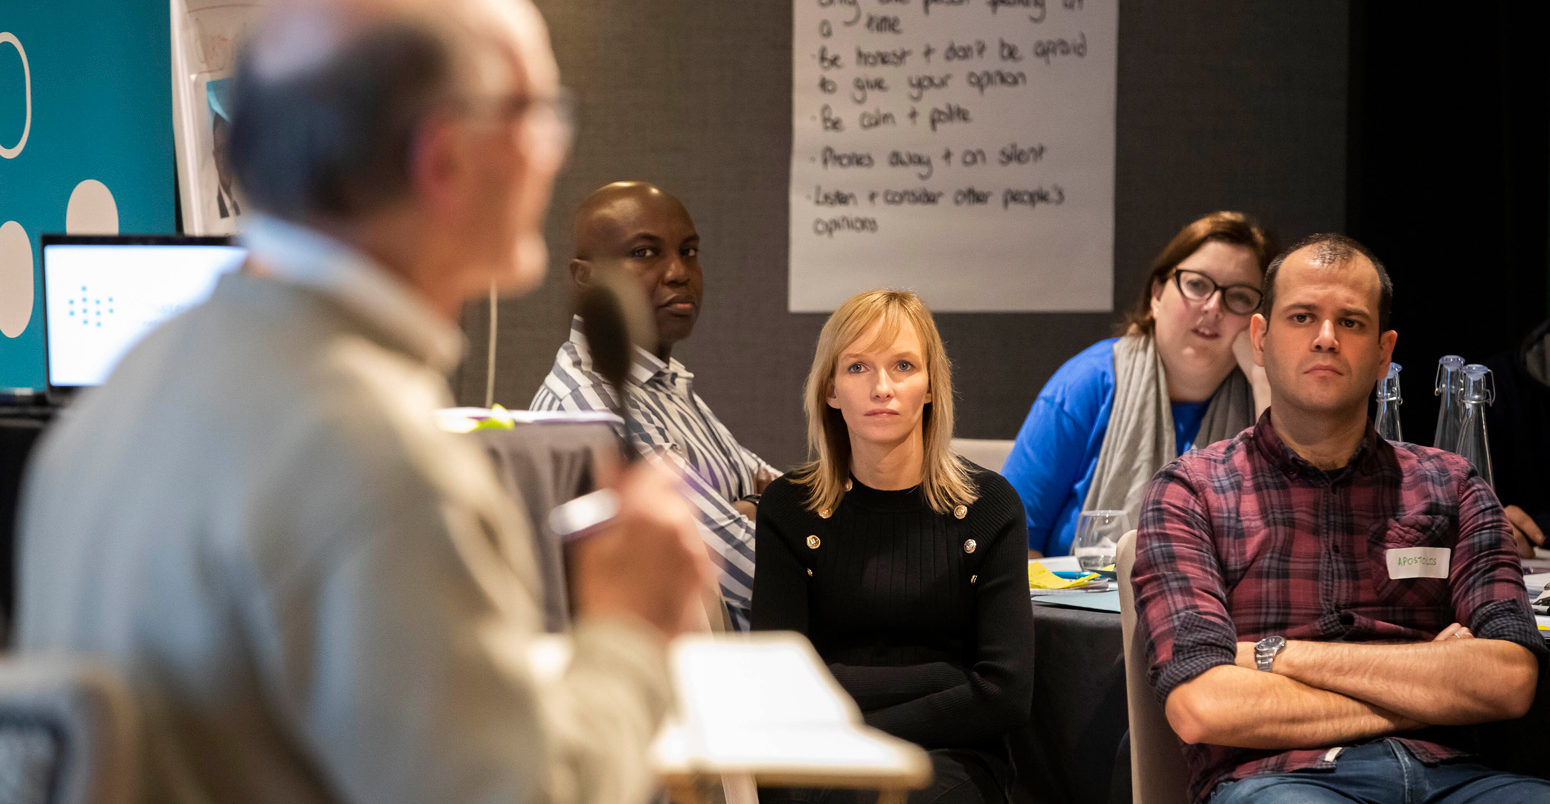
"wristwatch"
1254,635,1287,672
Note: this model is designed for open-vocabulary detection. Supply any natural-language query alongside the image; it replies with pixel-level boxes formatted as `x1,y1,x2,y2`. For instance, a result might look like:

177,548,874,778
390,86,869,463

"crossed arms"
1137,458,1542,752
1165,626,1538,748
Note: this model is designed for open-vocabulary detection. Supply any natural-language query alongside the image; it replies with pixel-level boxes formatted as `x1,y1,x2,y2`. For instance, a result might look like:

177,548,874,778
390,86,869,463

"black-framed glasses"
1172,269,1262,315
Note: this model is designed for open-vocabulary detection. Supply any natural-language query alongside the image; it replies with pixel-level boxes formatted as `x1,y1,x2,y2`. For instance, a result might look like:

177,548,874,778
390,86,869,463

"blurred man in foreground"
16,1,710,801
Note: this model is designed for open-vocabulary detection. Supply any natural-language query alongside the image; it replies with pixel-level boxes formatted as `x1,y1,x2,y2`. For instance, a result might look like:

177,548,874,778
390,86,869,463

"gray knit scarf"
1080,333,1254,533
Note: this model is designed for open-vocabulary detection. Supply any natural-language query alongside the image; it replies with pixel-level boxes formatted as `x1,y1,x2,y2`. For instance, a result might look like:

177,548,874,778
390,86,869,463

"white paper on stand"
653,633,930,784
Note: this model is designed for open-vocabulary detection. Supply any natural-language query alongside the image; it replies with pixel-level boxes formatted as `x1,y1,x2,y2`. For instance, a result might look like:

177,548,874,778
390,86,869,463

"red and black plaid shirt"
1132,411,1546,802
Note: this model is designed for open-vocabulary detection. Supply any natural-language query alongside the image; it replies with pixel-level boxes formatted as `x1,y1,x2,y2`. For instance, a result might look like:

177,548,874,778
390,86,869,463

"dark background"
1346,3,1549,443
453,1,1548,471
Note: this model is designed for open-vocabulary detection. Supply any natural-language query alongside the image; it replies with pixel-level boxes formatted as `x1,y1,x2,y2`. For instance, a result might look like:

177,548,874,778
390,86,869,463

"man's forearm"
1166,664,1421,749
1265,638,1538,725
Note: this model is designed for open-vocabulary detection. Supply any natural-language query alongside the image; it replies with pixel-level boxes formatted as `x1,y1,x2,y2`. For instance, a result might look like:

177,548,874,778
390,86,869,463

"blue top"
1001,338,1210,556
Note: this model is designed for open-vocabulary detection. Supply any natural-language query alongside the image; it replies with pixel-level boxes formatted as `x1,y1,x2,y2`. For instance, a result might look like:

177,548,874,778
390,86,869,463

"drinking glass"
1072,510,1131,571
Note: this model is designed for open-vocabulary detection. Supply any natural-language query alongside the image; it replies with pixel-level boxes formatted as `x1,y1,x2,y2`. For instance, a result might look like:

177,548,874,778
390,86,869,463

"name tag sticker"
1386,547,1451,579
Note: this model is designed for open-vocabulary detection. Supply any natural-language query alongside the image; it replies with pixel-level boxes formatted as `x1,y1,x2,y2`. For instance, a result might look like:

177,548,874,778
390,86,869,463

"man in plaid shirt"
1132,234,1549,803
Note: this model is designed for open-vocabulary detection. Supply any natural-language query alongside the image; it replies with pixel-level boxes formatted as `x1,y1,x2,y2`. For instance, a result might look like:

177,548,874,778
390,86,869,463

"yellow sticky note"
1028,561,1100,590
471,404,516,431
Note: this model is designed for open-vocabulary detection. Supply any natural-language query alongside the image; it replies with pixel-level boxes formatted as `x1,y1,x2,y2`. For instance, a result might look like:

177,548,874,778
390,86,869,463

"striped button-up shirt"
1132,411,1546,802
532,318,776,628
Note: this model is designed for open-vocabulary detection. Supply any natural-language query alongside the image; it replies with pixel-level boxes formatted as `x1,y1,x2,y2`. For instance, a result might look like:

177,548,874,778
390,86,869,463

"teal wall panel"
0,3,175,391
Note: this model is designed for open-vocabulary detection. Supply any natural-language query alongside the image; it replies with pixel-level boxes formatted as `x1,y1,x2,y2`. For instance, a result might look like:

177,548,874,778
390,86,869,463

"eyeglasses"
1171,269,1262,315
452,88,575,148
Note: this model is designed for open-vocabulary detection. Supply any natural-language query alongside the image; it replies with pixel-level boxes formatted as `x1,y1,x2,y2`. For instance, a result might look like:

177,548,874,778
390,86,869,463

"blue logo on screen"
65,287,114,327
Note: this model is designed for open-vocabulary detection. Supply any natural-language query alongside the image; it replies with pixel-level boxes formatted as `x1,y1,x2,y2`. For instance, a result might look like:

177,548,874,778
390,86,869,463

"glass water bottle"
1432,355,1466,452
1376,362,1403,442
1455,363,1495,487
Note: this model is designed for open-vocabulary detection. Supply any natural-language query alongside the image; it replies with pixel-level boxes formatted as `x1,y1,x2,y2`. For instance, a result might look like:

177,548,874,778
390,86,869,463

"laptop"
39,234,247,402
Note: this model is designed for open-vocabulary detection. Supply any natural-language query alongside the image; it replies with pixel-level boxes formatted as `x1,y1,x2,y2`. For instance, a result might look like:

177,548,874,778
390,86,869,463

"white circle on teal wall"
0,32,30,160
0,221,33,338
66,180,119,234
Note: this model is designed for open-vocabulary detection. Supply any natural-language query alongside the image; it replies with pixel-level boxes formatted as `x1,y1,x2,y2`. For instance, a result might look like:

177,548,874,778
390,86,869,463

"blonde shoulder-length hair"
789,289,977,515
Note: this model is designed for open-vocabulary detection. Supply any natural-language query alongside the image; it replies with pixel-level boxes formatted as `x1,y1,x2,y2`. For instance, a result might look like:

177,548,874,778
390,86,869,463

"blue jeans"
1209,739,1550,804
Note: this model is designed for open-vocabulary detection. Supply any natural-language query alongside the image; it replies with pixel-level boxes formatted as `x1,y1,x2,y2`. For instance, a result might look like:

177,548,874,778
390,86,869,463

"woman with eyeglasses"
1002,211,1277,557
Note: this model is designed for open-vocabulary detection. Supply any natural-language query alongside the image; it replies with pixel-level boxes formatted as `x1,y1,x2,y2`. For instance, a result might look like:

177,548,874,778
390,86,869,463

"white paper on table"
1033,555,1081,573
1030,589,1121,614
435,407,623,433
1520,552,1550,573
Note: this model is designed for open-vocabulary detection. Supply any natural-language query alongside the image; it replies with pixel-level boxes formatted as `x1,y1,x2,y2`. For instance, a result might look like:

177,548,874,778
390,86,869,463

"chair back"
1116,529,1190,804
950,438,1016,473
0,655,140,804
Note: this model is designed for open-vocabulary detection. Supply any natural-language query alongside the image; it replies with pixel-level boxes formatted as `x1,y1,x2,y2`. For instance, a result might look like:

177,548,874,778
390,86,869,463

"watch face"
1255,636,1286,670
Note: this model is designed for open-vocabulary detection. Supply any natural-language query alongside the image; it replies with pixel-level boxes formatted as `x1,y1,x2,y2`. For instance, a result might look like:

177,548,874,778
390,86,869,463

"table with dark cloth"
1012,602,1129,804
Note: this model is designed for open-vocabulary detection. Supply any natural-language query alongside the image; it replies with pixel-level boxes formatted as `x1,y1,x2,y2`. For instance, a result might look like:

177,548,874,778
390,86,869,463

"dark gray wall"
455,1,1349,470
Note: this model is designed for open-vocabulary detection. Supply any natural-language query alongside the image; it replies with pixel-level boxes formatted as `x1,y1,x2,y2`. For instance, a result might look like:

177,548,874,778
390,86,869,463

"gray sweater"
17,241,671,803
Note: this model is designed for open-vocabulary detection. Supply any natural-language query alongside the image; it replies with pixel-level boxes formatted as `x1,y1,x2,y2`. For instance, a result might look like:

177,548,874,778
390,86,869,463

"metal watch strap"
1254,635,1286,672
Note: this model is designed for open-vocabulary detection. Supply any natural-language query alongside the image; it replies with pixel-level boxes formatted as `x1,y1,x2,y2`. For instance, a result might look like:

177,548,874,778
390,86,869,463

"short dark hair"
1121,211,1278,336
1262,233,1393,331
227,21,456,219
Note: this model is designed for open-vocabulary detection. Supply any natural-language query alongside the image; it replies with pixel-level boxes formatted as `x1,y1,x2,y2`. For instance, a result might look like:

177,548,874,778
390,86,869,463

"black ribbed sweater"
750,465,1035,750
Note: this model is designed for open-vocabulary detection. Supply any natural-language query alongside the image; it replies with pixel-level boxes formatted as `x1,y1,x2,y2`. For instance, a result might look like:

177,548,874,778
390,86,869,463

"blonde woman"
752,290,1035,803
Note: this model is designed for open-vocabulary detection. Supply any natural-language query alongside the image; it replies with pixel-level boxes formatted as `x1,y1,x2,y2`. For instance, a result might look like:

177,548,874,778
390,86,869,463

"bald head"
571,182,687,257
571,182,704,359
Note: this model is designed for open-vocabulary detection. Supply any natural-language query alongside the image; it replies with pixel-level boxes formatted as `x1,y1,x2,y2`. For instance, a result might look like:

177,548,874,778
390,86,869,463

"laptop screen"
40,235,247,394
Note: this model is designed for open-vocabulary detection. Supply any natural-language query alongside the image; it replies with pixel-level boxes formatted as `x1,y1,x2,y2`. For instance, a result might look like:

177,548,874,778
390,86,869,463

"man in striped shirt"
533,182,777,629
1132,234,1548,803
